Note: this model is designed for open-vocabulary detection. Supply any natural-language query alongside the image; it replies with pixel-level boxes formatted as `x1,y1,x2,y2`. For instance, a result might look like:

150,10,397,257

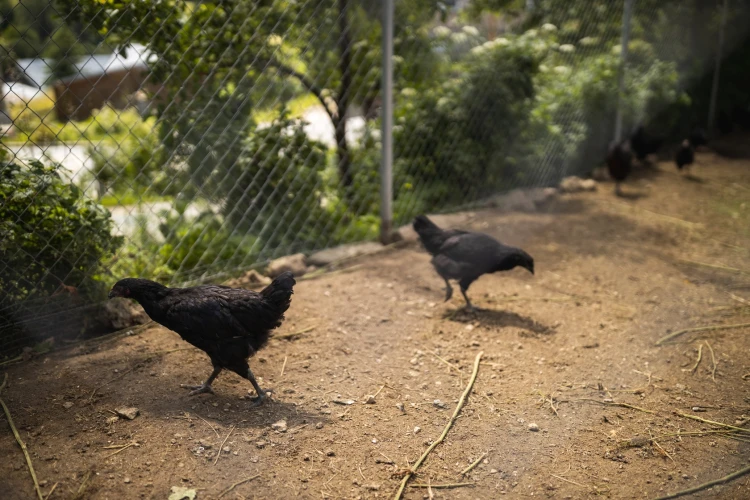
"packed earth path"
1,141,749,499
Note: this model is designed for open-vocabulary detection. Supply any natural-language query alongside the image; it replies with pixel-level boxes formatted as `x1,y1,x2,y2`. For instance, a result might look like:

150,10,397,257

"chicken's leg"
443,278,454,302
460,287,476,312
459,278,476,312
181,366,221,396
245,366,268,407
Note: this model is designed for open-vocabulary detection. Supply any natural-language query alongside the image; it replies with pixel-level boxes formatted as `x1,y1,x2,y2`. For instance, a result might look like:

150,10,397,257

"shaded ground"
1,145,750,499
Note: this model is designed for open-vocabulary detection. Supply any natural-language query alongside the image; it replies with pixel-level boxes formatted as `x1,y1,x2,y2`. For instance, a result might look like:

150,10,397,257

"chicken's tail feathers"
260,271,296,313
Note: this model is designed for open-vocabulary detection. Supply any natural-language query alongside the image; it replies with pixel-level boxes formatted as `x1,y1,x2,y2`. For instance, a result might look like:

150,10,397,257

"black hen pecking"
413,215,534,311
606,139,633,196
108,272,296,405
675,139,695,173
630,126,663,162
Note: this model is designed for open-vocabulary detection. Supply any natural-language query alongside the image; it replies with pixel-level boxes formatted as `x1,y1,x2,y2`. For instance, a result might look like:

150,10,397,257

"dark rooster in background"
630,126,663,163
413,215,534,311
606,139,633,196
108,272,296,406
689,128,708,149
675,139,695,173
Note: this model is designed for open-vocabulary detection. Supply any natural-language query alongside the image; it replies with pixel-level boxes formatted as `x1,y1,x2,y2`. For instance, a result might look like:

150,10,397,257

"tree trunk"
336,0,353,189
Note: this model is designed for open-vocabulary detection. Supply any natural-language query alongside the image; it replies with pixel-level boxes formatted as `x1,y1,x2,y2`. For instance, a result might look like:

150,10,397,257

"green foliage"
0,158,121,304
226,110,330,255
81,108,183,198
393,32,541,215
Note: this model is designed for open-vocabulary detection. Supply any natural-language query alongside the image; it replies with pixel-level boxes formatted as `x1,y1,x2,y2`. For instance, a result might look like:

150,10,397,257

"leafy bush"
224,110,331,255
83,109,182,199
393,31,541,215
0,156,121,305
109,204,259,284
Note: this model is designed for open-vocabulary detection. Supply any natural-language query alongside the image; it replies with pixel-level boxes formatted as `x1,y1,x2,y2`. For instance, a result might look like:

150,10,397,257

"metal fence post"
614,0,634,143
380,0,394,244
708,0,729,136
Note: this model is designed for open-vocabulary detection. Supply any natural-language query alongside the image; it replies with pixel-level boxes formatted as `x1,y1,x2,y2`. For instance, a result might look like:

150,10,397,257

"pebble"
396,403,405,413
528,423,540,432
256,441,267,449
271,420,287,433
364,395,376,404
63,402,74,409
315,422,324,429
115,407,140,420
413,426,421,434
325,449,335,456
371,438,378,444
433,399,448,409
124,477,131,484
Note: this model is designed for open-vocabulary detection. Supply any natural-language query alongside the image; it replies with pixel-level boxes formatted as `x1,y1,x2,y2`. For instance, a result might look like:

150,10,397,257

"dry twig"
393,352,484,500
675,259,750,276
673,412,750,433
280,356,288,378
214,425,236,465
576,398,655,414
550,474,587,488
71,471,91,500
0,374,43,500
656,322,750,345
103,441,138,459
410,483,475,489
274,324,318,340
196,413,221,439
43,482,58,500
460,452,487,475
705,341,717,382
654,464,750,500
690,344,703,374
217,474,261,499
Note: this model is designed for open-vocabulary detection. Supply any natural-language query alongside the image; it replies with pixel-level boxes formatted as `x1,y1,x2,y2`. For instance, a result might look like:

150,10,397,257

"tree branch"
254,57,338,124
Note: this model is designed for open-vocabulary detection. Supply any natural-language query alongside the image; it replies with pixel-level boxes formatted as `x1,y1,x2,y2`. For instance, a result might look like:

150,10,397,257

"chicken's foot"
181,366,221,396
460,287,476,313
245,367,269,407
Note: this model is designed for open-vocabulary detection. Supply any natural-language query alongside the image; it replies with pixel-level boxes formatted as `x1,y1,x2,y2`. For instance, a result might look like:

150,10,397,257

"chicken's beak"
108,290,116,299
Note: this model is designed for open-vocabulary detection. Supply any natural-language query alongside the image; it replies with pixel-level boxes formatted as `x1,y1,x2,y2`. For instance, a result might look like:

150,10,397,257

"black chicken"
413,215,534,311
606,139,633,196
689,128,708,148
108,272,296,405
675,139,695,173
630,126,663,162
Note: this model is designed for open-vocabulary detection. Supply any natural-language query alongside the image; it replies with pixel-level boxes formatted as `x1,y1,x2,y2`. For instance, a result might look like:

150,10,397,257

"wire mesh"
0,0,746,357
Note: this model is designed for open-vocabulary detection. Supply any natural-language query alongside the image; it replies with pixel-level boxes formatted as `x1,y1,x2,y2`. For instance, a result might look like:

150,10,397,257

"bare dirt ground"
2,143,750,500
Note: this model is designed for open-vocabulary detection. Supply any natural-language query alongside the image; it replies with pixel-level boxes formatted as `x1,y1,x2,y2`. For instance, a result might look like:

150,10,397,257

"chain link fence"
1,0,748,358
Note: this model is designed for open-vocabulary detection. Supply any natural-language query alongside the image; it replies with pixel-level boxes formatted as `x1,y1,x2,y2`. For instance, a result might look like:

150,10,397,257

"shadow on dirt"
443,307,552,335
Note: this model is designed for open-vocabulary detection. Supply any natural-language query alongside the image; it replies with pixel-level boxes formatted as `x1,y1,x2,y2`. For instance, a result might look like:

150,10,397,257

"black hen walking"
413,215,534,311
108,272,296,405
606,140,633,196
675,139,695,173
630,126,663,162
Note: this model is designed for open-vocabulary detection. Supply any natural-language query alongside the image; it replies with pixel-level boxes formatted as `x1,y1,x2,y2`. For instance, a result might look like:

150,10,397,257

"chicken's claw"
248,391,269,407
181,383,215,396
